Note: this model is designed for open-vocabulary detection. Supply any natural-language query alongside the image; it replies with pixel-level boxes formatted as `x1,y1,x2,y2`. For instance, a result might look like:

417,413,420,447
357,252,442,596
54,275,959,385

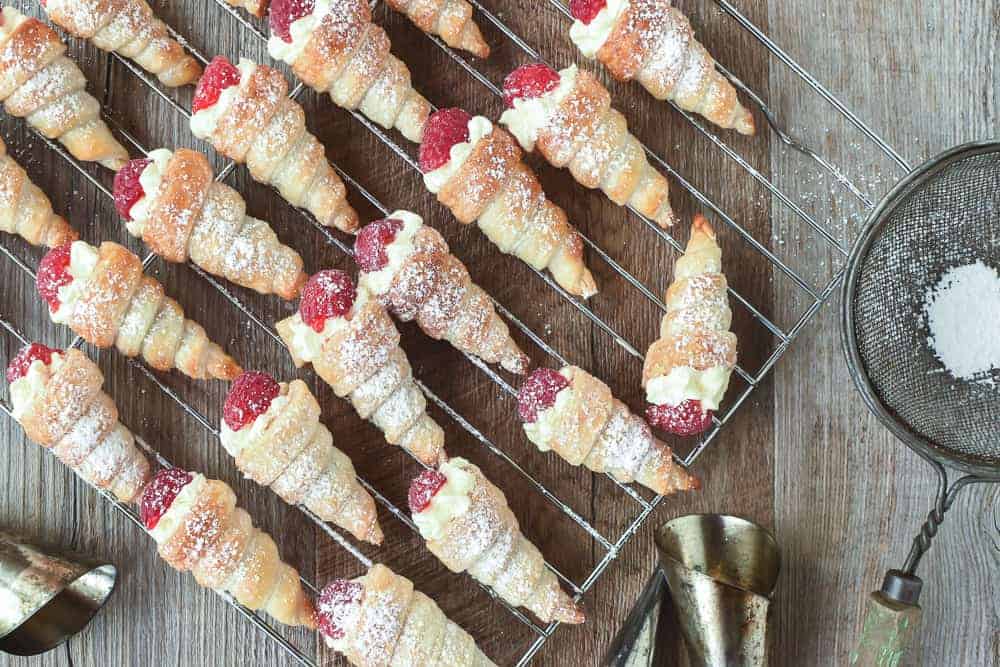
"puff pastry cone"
316,563,497,666
567,0,755,135
0,7,129,169
385,0,490,58
35,240,242,381
355,211,530,374
409,457,585,625
220,371,383,544
225,0,268,18
41,0,201,87
516,366,699,495
276,270,446,466
190,56,358,234
113,148,308,300
420,108,598,299
265,0,432,144
642,215,736,435
0,135,76,247
500,63,676,228
139,467,316,628
6,343,152,502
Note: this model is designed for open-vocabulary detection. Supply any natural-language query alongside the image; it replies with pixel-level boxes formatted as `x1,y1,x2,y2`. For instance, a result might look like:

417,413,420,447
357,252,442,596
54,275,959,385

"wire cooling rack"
0,0,912,664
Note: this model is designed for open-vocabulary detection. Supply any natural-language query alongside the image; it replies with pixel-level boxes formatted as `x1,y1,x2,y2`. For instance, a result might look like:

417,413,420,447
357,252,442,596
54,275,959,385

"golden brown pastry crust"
194,62,358,233
593,0,754,135
371,224,529,374
155,477,316,628
434,126,597,298
57,241,242,380
527,68,675,227
386,0,490,58
136,148,308,300
44,0,201,87
420,459,585,625
15,349,151,502
0,135,76,246
0,8,129,168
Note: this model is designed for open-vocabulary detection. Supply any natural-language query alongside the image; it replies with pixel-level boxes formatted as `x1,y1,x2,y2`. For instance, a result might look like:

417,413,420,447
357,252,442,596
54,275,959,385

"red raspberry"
570,0,608,24
354,218,404,273
113,158,151,221
316,579,364,640
140,468,193,529
6,342,62,383
646,400,714,436
192,56,242,113
502,63,561,109
299,270,357,332
223,371,281,432
36,243,74,311
418,108,472,173
517,368,569,423
408,469,447,513
269,0,315,43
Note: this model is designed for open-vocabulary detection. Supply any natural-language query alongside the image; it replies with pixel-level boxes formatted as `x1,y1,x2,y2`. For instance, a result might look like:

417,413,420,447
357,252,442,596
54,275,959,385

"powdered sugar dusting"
923,261,1000,387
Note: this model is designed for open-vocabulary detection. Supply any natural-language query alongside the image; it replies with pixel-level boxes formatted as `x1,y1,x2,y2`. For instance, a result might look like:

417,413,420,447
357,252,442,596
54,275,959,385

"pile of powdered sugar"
923,261,1000,386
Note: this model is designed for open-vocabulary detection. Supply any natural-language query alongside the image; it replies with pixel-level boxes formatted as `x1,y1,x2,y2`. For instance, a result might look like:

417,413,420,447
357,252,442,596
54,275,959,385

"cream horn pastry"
0,135,76,247
266,0,432,143
316,563,497,666
517,366,698,495
276,270,446,466
500,63,676,228
225,0,268,18
568,0,754,135
419,107,597,299
643,215,736,435
355,211,530,374
41,0,201,87
221,371,383,544
6,343,151,502
36,241,242,381
0,6,129,169
140,468,316,627
190,56,358,233
113,149,308,300
384,0,490,58
409,457,585,625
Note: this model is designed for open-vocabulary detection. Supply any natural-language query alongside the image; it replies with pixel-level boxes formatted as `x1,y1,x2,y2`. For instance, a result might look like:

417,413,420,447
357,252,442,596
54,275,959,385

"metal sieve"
841,140,1000,664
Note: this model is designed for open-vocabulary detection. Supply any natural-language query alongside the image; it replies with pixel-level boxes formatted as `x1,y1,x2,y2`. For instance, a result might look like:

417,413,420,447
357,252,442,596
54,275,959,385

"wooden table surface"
1,0,997,665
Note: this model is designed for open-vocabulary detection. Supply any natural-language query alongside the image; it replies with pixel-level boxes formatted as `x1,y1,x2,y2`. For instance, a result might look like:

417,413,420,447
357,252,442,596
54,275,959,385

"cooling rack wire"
0,0,913,664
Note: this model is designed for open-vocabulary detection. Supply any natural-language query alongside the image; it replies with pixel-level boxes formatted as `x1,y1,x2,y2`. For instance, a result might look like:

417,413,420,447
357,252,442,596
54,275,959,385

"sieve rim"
841,140,1000,477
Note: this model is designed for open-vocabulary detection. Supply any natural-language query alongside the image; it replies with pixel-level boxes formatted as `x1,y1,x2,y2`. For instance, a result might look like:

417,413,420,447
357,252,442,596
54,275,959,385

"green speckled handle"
849,591,922,666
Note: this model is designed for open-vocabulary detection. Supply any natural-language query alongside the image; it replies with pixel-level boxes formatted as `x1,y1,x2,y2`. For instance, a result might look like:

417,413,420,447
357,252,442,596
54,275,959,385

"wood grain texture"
0,0,995,666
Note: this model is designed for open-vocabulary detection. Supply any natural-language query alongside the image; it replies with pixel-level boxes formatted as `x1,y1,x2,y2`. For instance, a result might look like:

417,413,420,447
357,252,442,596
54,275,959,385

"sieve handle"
849,571,922,666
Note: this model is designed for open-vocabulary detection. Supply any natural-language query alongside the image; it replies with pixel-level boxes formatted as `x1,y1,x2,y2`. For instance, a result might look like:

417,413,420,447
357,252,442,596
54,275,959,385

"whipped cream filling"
412,458,476,541
51,241,99,324
219,392,291,457
321,583,362,652
10,353,64,421
126,149,173,236
523,370,574,452
267,0,331,64
286,287,371,363
499,65,579,152
0,7,28,39
190,59,256,138
423,116,494,194
646,365,731,411
569,0,629,58
357,210,423,296
148,473,206,542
